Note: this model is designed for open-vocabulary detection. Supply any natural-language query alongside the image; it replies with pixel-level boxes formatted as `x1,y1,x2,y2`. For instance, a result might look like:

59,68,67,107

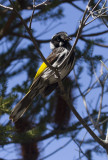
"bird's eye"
57,37,60,42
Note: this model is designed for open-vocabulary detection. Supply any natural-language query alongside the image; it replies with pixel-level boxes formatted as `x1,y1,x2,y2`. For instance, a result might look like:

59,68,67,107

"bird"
10,32,75,122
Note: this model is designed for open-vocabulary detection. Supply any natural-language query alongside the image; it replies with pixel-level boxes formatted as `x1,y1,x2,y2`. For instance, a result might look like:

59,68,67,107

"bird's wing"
34,47,65,79
29,47,66,91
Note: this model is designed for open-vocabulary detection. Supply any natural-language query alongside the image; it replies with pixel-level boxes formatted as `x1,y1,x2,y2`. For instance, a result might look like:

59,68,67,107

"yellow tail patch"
34,62,48,79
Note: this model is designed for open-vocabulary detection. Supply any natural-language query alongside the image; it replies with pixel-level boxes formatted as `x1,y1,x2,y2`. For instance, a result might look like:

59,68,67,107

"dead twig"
0,3,13,10
33,0,51,9
85,10,108,26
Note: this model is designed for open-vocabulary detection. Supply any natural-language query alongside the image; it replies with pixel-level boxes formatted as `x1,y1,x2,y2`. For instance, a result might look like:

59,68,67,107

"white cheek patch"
59,42,63,46
50,42,55,50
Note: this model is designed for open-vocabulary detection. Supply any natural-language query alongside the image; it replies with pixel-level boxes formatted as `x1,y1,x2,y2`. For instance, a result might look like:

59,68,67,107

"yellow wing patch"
34,62,48,79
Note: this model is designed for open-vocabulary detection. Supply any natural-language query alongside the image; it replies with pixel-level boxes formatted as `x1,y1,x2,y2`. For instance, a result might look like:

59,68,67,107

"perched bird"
10,32,75,122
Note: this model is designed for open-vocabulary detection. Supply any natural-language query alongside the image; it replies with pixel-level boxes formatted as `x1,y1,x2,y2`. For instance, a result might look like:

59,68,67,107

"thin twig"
84,74,104,96
89,6,108,18
34,0,51,9
105,128,108,142
0,3,13,10
70,2,85,12
84,0,102,23
73,69,96,128
101,17,108,28
100,60,108,71
85,10,108,26
99,118,108,126
82,22,103,32
40,137,55,152
80,37,108,48
29,0,35,29
39,139,72,160
97,85,104,123
72,133,88,160
81,30,108,37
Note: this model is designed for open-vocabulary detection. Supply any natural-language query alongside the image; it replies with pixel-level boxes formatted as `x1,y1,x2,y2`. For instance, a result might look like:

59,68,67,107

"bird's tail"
10,90,37,122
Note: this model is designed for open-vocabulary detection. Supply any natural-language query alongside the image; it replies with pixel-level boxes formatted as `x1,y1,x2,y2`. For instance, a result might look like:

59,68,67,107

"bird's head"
50,32,72,50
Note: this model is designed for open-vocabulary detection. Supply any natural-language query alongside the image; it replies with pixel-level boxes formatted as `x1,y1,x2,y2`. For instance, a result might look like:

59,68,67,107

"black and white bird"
10,32,75,122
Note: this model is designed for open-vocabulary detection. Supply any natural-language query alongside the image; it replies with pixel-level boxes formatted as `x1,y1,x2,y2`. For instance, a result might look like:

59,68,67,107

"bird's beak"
65,36,72,41
67,36,72,41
